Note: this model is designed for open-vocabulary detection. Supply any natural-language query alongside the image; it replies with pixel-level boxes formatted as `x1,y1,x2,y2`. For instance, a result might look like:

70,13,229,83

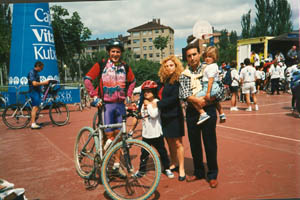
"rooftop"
127,18,174,33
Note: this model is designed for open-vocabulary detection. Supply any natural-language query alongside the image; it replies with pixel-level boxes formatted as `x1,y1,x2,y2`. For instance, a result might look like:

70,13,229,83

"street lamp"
64,64,67,83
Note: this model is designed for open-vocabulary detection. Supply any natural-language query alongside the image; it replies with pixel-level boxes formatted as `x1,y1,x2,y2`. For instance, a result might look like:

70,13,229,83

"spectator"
269,61,282,95
275,51,285,63
287,45,298,66
255,62,265,93
27,61,50,129
229,60,240,111
240,58,259,111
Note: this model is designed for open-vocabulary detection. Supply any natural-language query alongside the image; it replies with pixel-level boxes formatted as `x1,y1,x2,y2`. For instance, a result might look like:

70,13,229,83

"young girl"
183,46,226,124
133,80,174,179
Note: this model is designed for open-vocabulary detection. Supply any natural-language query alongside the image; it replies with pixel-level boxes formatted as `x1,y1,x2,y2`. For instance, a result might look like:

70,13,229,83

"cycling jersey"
85,59,136,103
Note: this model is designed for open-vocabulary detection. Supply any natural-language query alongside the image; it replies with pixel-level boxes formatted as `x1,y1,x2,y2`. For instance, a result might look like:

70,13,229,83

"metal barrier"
0,83,81,106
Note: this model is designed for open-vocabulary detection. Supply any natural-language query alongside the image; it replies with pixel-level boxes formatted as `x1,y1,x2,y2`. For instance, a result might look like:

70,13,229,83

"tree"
217,29,237,63
253,0,272,37
269,0,293,36
241,0,293,38
0,3,11,85
129,59,160,86
241,10,252,39
153,35,169,60
51,5,91,82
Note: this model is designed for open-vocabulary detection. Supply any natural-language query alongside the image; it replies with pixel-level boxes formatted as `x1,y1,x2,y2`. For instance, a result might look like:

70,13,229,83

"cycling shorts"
30,91,41,106
103,102,126,132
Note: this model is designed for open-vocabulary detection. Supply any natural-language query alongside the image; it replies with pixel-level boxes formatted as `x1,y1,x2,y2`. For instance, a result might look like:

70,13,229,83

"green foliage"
253,0,272,37
269,0,293,36
0,3,11,83
241,10,252,39
129,59,160,86
153,35,169,59
50,5,91,81
217,30,238,63
241,0,293,38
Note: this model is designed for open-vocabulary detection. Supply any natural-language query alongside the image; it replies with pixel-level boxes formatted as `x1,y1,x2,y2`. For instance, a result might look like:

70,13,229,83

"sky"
51,0,299,56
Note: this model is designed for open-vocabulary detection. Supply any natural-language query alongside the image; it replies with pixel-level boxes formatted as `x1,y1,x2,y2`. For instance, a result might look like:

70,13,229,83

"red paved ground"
0,92,300,200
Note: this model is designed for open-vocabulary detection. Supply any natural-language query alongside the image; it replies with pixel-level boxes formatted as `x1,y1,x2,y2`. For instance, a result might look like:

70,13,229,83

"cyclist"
27,61,50,129
84,39,136,177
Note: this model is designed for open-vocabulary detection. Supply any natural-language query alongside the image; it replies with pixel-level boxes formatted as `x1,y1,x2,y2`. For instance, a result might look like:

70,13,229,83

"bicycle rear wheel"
49,102,69,126
74,127,97,179
101,139,161,200
2,104,31,129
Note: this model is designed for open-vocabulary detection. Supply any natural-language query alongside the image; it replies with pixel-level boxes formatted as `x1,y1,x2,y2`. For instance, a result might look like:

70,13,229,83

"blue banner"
9,3,59,92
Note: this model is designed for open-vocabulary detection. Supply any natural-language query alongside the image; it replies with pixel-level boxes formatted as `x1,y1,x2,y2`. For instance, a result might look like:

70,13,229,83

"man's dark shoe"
170,166,179,172
186,175,203,182
209,179,218,188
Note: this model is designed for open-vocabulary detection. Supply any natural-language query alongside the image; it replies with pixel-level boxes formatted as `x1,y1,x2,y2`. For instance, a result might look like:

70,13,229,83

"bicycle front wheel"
49,102,69,126
101,139,161,200
2,104,31,129
74,127,97,179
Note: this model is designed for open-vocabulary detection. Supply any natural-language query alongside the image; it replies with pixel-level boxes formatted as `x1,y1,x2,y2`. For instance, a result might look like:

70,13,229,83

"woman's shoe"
178,175,186,181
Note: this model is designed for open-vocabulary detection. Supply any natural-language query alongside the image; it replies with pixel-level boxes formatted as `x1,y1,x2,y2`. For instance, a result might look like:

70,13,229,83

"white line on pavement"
217,124,300,143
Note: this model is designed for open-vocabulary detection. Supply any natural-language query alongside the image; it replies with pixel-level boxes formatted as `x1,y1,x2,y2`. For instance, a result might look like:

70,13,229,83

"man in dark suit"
179,41,219,188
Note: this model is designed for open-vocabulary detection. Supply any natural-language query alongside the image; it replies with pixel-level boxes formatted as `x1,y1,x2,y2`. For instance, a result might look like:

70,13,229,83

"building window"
143,54,147,59
143,31,148,35
135,54,140,59
149,46,153,50
155,30,159,34
133,39,140,44
149,53,153,58
149,38,152,42
156,53,160,57
133,47,140,52
132,32,139,37
143,38,147,43
143,46,147,50
161,29,164,33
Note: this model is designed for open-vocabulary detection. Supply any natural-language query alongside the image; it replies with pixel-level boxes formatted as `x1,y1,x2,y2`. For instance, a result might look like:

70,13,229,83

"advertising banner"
9,3,59,92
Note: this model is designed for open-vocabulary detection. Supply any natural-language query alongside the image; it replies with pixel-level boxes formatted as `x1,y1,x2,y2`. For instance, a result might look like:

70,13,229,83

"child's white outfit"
196,63,221,98
136,99,174,179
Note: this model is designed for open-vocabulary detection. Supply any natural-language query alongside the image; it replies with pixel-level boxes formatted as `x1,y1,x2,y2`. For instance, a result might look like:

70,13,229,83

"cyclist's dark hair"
244,58,251,66
34,61,44,68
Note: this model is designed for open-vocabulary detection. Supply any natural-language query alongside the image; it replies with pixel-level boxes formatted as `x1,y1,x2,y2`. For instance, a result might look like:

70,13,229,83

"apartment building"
83,35,129,56
82,19,174,62
127,18,174,62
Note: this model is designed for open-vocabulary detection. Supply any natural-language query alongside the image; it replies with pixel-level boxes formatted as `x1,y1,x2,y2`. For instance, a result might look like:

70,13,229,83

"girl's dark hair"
143,88,159,99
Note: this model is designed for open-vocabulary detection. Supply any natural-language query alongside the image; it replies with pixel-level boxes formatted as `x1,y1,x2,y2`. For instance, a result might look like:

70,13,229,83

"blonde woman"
153,55,186,181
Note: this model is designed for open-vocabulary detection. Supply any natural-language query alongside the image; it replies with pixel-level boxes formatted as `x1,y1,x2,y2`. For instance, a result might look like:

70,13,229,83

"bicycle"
74,105,161,200
0,93,7,114
2,80,70,129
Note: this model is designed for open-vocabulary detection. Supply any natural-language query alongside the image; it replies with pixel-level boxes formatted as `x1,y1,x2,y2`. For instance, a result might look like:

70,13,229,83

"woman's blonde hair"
158,55,184,84
203,46,219,62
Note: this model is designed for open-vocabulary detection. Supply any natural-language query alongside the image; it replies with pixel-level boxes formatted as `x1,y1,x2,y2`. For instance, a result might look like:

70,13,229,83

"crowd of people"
27,37,300,190
220,45,300,113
